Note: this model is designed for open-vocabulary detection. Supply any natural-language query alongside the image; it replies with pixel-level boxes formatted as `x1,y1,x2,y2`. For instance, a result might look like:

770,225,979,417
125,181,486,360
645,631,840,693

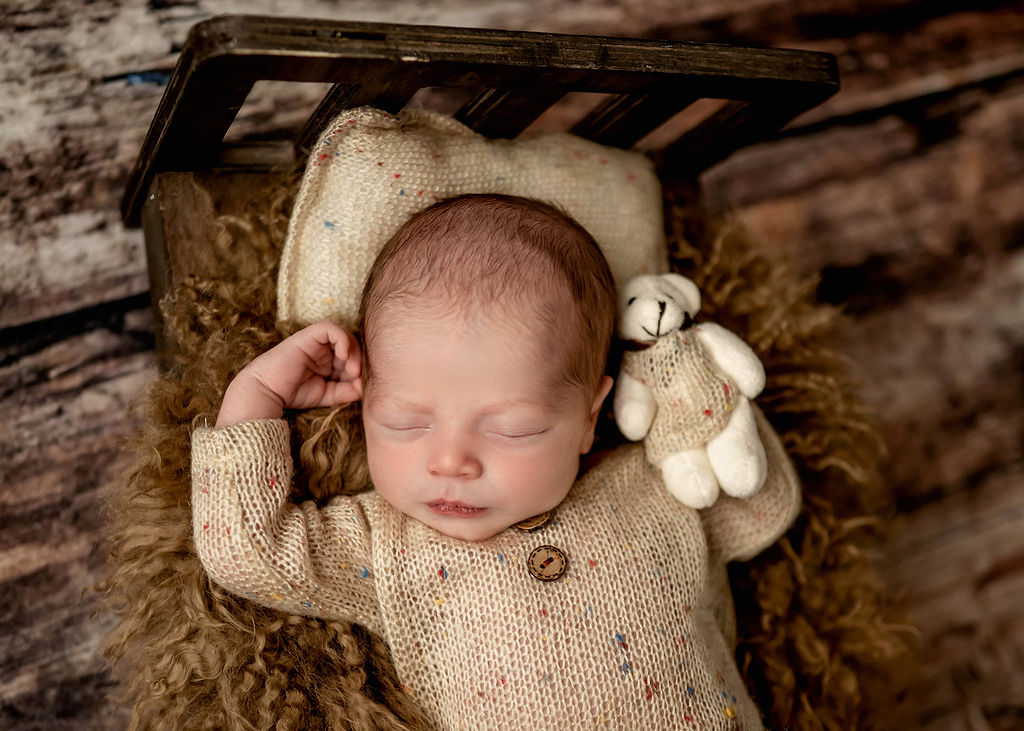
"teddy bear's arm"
613,370,658,440
695,323,766,398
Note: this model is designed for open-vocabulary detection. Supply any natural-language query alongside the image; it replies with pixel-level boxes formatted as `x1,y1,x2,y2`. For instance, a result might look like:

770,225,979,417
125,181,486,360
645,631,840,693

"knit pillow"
276,106,668,330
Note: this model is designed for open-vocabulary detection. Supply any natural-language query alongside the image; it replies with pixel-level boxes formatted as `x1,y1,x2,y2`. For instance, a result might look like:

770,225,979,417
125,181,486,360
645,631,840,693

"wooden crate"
120,14,837,361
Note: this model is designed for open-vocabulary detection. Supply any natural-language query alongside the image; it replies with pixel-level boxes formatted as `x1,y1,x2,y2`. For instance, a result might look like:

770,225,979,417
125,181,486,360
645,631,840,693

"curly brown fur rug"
101,173,911,730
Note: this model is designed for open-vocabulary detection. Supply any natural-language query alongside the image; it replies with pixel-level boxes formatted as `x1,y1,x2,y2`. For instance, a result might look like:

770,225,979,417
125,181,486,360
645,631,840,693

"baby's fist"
216,321,362,427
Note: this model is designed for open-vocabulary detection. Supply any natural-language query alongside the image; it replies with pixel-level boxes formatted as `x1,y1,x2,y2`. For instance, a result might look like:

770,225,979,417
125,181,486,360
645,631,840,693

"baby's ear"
661,273,701,314
581,376,615,454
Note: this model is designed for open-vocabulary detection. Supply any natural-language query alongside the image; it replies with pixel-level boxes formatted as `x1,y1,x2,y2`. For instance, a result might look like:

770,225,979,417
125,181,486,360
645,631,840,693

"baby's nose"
427,440,483,479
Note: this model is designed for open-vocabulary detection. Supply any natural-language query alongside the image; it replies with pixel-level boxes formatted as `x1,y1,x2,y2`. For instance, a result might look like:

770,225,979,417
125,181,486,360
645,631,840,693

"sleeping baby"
192,192,799,728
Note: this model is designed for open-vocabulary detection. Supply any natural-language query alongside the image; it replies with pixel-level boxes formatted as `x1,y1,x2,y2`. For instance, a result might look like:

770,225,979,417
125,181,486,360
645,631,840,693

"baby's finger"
296,322,341,362
322,378,362,406
334,330,362,377
301,321,357,375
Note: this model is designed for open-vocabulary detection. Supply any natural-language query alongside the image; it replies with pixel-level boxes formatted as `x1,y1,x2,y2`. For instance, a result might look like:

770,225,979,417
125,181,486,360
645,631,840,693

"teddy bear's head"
618,273,702,343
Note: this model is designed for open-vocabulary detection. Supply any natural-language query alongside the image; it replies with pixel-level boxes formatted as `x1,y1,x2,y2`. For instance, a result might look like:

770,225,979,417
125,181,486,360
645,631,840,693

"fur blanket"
101,174,910,730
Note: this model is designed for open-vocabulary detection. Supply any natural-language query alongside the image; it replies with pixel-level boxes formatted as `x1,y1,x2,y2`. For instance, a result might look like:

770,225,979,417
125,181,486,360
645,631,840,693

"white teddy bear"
614,273,768,508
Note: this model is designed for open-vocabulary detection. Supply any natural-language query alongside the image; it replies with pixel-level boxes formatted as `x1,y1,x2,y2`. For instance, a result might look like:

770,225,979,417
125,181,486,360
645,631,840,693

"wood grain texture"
878,461,1024,731
702,77,1024,504
697,26,1024,727
2,0,1023,728
1,305,153,730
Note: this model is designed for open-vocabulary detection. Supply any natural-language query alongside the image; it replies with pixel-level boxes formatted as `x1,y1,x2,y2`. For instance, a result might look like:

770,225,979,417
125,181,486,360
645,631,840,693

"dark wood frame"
120,14,838,227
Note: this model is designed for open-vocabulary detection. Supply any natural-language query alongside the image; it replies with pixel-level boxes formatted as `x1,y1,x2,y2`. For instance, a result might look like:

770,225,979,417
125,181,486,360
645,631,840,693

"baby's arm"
194,321,381,630
192,419,384,633
217,320,362,427
699,405,801,564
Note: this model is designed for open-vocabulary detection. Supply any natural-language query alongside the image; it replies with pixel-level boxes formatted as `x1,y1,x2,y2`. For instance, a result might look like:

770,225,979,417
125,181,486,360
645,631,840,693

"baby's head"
358,194,616,540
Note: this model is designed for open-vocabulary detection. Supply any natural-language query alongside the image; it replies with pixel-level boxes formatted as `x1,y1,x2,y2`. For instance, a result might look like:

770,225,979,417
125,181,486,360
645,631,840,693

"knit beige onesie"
621,327,739,464
191,408,799,729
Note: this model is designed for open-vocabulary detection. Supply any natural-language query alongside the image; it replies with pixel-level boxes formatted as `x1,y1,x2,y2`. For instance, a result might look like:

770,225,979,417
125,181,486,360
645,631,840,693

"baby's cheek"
518,442,579,498
365,433,405,490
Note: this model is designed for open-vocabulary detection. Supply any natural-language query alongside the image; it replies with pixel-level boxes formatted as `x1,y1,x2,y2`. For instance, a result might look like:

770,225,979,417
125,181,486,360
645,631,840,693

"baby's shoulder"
581,441,648,472
574,444,664,501
565,444,710,561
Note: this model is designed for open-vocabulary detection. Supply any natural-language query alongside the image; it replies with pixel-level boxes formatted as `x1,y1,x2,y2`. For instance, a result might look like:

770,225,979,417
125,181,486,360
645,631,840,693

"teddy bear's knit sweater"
192,417,799,729
622,327,739,463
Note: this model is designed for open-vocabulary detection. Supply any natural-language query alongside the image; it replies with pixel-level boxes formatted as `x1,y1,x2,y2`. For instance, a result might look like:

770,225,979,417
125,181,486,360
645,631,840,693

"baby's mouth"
428,500,486,517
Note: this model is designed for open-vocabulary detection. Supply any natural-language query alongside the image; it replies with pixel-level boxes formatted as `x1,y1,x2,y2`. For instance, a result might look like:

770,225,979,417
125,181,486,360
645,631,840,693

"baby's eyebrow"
368,392,548,416
365,393,431,412
476,399,549,416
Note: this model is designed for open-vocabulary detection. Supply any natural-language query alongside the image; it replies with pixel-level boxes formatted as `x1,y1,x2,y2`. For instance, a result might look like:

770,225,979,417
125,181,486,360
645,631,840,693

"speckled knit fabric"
622,327,739,464
276,106,668,330
191,409,799,729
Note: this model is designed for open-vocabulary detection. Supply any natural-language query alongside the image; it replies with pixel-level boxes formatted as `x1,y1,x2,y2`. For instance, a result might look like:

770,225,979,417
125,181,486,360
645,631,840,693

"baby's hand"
216,321,362,427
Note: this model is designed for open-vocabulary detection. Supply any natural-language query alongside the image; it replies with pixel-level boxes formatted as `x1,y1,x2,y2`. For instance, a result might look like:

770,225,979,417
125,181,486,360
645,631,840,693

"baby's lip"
428,500,486,517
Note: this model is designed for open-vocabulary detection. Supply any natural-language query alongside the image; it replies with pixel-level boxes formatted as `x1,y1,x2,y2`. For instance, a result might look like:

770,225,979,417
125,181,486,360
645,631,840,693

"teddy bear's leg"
707,398,767,498
659,449,720,508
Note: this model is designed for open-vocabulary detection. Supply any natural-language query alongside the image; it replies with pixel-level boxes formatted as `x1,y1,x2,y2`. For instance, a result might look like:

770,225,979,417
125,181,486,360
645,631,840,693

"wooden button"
527,545,568,582
514,511,552,532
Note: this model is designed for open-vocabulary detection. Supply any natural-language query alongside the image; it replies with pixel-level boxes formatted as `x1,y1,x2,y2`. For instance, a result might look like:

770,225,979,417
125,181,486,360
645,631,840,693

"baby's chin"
428,518,506,542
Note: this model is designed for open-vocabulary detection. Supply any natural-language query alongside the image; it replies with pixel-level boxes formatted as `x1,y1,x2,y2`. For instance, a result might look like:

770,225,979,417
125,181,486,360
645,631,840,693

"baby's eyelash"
494,429,547,439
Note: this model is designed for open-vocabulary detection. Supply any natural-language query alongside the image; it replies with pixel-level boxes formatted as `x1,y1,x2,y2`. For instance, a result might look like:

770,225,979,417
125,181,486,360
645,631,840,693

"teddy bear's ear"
660,273,701,313
618,275,643,307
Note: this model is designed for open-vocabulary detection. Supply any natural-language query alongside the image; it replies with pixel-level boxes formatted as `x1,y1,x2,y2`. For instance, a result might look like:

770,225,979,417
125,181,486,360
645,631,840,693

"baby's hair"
359,193,616,398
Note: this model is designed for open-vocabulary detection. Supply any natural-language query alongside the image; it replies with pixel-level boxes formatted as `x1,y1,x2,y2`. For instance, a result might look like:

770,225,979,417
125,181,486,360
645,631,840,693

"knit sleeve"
698,405,802,564
190,419,383,633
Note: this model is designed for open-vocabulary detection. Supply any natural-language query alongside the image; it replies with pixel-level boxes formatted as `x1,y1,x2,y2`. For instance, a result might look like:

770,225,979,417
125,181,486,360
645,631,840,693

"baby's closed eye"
487,426,549,441
383,422,431,432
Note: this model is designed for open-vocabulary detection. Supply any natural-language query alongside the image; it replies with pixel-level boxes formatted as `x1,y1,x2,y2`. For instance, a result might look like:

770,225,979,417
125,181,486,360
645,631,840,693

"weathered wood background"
2,1,1022,729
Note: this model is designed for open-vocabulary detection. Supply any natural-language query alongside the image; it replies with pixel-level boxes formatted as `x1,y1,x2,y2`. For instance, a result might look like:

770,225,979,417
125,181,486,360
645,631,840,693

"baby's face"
362,305,610,541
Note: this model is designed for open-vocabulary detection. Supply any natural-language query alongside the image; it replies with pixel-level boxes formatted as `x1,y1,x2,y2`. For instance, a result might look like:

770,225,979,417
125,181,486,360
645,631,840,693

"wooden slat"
570,92,697,148
690,78,1024,728
156,59,255,171
657,95,831,173
294,83,356,155
295,65,428,155
455,87,567,138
